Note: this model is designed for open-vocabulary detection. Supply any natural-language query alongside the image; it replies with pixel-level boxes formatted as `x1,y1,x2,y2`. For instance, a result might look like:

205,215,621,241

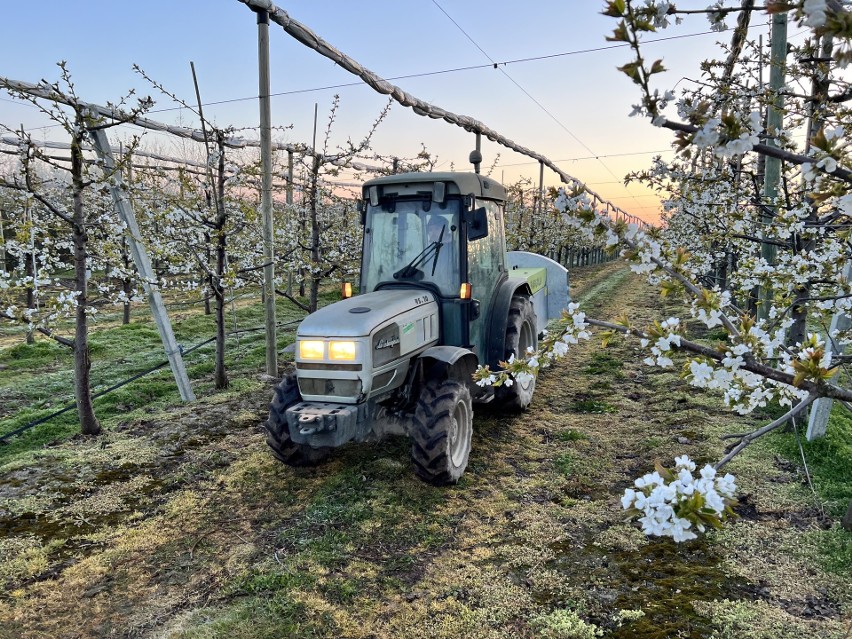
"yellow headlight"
299,340,325,360
329,340,357,361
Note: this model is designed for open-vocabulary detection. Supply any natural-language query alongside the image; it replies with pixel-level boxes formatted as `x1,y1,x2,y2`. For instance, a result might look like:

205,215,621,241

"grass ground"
0,262,849,638
0,286,329,462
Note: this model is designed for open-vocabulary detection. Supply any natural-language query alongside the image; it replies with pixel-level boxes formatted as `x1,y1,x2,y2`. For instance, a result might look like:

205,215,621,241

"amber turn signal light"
460,282,472,300
342,282,353,299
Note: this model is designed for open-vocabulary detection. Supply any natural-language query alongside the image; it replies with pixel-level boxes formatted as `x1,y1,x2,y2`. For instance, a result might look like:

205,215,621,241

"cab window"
361,199,461,296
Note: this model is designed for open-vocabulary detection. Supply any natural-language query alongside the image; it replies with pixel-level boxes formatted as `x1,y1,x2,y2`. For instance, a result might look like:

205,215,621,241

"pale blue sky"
0,1,791,221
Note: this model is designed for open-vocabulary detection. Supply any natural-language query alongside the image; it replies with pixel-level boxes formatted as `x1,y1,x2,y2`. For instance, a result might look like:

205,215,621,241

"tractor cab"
360,172,508,358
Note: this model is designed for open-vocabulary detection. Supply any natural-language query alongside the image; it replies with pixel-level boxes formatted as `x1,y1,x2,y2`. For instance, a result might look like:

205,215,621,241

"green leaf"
654,459,675,483
607,21,630,43
650,59,667,75
601,0,626,18
617,61,643,84
600,330,617,348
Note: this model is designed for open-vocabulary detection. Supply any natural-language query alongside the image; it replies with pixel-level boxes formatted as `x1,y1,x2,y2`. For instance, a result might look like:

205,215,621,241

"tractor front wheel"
410,378,473,485
265,374,331,467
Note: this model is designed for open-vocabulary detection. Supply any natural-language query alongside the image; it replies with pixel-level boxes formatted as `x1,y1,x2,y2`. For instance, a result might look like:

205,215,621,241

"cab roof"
362,171,506,202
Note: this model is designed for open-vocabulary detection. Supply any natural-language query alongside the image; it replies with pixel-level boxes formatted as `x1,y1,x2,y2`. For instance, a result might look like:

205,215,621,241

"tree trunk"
213,136,229,390
71,127,101,436
212,267,227,390
25,261,34,345
121,239,131,325
790,35,832,347
718,253,728,291
842,499,852,532
203,231,212,315
122,277,132,325
309,155,321,313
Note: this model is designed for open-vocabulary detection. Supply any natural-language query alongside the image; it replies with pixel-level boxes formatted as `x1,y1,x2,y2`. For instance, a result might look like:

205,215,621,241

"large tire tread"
495,294,538,411
411,379,472,485
265,374,331,467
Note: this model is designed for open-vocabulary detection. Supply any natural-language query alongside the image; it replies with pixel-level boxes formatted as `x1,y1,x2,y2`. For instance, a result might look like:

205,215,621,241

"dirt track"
1,262,849,638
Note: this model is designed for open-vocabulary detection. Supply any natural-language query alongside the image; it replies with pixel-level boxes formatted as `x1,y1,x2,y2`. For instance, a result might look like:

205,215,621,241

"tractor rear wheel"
265,374,331,466
410,378,473,485
495,294,538,411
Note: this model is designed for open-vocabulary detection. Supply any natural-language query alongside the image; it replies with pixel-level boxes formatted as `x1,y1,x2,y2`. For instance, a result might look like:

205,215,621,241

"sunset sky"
0,1,804,223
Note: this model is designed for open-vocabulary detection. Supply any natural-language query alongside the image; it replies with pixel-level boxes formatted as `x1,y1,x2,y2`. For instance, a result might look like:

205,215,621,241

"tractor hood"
297,289,438,338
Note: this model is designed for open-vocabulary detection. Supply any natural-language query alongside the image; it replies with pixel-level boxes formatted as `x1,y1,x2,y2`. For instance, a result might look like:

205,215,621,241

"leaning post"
87,127,195,402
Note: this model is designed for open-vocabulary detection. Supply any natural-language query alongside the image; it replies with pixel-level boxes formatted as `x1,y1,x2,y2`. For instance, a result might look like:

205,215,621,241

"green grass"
4,262,849,639
771,404,852,518
768,402,852,575
171,596,319,639
556,429,588,442
806,525,852,576
0,340,70,371
0,286,327,464
570,399,617,414
274,464,450,570
554,452,577,476
584,351,623,377
226,567,317,596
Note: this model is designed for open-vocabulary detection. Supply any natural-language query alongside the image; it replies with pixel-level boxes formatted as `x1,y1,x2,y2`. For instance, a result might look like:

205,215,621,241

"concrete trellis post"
758,13,787,319
88,127,196,402
255,6,278,377
806,262,852,441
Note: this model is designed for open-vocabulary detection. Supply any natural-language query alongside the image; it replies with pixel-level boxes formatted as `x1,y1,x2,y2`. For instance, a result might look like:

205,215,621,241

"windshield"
361,199,461,296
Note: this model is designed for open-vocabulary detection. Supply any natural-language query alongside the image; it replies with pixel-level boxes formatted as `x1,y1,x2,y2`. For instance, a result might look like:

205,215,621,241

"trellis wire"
236,0,647,228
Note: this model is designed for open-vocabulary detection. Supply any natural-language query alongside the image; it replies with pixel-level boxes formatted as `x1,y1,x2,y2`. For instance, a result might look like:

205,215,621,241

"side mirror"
468,299,481,321
357,199,366,225
466,206,488,241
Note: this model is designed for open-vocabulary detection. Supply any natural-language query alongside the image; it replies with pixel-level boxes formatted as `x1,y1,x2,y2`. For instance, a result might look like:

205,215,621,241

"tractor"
265,171,569,484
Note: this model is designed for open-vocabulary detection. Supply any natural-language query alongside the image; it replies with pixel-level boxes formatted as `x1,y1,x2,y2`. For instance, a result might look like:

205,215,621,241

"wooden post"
88,127,195,402
256,7,278,377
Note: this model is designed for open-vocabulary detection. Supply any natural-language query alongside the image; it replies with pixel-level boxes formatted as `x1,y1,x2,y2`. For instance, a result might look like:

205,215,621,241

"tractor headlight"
299,340,325,360
328,340,357,361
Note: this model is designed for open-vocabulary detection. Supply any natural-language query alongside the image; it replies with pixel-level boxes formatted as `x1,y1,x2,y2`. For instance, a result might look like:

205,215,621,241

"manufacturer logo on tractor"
373,325,402,366
376,336,400,350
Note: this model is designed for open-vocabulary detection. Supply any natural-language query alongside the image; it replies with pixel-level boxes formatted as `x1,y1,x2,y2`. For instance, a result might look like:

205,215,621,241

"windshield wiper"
393,227,447,280
429,226,445,276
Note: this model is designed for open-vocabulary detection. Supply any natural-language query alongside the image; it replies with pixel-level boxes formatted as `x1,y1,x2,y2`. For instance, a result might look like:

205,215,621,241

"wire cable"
499,148,675,167
0,26,732,128
429,0,648,211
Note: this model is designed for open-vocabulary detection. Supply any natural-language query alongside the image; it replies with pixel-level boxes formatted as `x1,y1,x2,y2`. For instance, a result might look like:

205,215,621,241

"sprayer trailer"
265,172,569,484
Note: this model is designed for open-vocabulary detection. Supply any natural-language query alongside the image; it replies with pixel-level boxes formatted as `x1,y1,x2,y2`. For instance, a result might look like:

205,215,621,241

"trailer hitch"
298,413,321,435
